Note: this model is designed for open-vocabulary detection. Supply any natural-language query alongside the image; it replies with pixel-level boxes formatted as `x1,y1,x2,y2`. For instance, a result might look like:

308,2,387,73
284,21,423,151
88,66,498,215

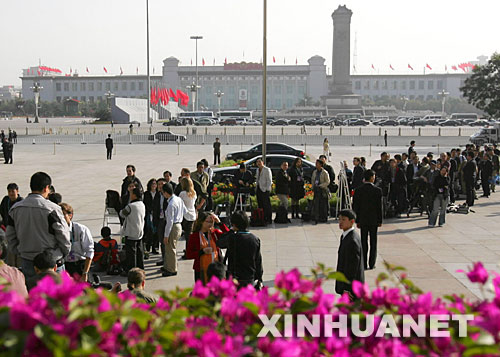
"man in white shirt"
120,186,146,274
256,158,273,224
162,183,186,277
60,203,94,282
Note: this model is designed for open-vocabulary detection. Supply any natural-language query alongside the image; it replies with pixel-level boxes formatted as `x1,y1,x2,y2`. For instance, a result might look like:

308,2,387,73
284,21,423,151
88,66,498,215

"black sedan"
439,119,462,127
149,131,186,142
213,154,315,184
225,143,305,161
377,119,399,126
162,120,183,126
270,119,289,126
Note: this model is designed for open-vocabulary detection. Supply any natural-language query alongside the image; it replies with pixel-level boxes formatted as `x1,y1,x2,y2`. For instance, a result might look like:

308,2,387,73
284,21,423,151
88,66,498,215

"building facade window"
409,81,415,90
64,83,69,91
89,82,94,91
428,81,434,90
80,82,86,91
437,80,443,90
89,96,94,103
131,82,136,91
392,81,398,90
56,83,61,91
138,82,144,91
113,82,118,91
401,81,406,90
80,96,86,102
364,81,370,90
418,80,424,90
275,85,281,94
374,81,379,89
56,96,61,102
97,82,103,91
287,85,293,94
72,83,78,91
122,82,127,90
355,81,361,90
426,95,434,100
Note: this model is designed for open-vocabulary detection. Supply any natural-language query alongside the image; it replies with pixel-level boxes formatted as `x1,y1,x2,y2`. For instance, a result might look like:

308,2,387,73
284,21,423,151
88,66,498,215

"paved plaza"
0,141,498,300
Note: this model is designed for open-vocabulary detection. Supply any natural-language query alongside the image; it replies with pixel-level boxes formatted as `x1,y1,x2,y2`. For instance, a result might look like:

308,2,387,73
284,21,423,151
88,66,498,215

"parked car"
377,119,399,126
220,119,237,126
439,119,462,127
225,143,305,161
194,118,215,126
287,119,301,125
213,154,315,184
469,120,489,127
243,119,261,126
163,120,183,126
270,119,290,126
345,119,370,126
149,131,186,142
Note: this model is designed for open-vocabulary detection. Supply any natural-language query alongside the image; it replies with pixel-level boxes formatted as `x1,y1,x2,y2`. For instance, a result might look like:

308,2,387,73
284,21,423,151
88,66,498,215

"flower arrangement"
1,262,499,355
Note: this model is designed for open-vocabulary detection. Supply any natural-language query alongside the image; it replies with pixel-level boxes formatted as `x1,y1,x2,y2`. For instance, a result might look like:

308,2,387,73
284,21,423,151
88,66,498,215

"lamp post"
190,35,203,111
105,90,115,110
187,83,200,112
438,90,449,117
214,90,224,118
401,96,409,112
30,82,43,123
146,0,151,124
262,0,267,162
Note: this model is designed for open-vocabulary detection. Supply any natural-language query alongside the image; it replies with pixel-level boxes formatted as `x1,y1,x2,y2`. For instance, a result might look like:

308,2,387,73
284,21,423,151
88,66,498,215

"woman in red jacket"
186,211,229,283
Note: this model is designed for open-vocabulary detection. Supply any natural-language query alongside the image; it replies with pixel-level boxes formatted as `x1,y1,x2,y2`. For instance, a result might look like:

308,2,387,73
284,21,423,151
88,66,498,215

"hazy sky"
1,0,498,86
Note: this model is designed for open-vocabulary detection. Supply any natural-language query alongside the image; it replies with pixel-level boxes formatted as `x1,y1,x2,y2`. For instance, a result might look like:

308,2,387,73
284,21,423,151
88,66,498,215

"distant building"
0,85,20,100
20,56,479,111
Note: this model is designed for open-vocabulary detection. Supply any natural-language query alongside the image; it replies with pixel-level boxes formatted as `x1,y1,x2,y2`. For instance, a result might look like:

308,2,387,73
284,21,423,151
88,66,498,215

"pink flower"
457,262,489,284
192,280,210,299
352,280,369,299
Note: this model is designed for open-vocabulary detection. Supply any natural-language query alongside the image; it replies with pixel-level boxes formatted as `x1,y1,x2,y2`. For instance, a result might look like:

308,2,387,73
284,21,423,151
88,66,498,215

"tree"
461,53,500,118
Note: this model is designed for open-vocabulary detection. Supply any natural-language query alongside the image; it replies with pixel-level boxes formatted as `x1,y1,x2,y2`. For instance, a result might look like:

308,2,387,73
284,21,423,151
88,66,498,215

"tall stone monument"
323,5,361,112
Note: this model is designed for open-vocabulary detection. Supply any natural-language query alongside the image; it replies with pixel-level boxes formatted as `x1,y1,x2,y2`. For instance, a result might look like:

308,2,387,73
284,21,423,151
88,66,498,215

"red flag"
168,88,178,102
86,67,89,73
426,63,432,70
202,58,205,66
164,89,170,105
103,67,108,73
408,64,413,70
390,64,394,70
136,67,139,74
177,90,189,106
273,56,276,63
224,57,227,64
37,70,41,76
150,86,156,105
371,64,375,70
296,58,298,65
120,67,123,75
70,67,73,74
451,65,458,71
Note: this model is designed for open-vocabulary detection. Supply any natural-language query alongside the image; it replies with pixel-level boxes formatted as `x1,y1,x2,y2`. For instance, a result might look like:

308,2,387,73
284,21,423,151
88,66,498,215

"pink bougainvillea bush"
1,262,500,356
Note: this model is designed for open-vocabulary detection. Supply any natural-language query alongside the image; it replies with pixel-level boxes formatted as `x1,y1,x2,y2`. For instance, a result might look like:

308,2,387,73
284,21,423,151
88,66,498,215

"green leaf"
463,344,500,357
130,309,152,330
291,297,317,313
326,271,349,283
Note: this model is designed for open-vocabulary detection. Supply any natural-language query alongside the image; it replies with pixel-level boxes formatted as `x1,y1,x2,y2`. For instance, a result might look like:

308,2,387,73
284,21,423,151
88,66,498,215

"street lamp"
30,82,43,123
104,90,115,110
146,0,152,124
262,0,268,162
190,35,203,111
187,83,200,112
438,90,449,117
214,90,224,117
401,96,409,112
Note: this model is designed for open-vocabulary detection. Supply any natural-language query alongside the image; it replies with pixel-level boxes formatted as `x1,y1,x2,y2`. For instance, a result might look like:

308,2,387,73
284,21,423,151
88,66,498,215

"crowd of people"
1,129,16,164
0,138,497,301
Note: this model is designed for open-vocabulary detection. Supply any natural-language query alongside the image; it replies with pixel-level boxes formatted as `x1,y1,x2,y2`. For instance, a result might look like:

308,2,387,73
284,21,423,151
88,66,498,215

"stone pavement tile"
277,259,315,267
380,247,428,256
409,278,475,299
429,255,472,264
481,242,500,251
463,255,500,263
382,255,436,267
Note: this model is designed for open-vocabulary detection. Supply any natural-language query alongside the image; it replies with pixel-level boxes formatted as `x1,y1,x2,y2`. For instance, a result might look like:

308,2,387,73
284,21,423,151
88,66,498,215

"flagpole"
146,0,151,124
262,0,267,162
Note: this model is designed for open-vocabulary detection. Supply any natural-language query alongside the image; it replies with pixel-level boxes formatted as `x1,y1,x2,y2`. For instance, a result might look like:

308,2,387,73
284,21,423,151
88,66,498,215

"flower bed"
1,262,499,355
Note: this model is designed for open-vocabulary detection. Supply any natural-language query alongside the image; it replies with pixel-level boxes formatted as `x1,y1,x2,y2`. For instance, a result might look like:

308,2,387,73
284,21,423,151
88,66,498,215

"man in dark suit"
335,209,365,299
352,169,383,270
153,179,168,261
105,134,113,160
351,157,365,190
463,151,477,206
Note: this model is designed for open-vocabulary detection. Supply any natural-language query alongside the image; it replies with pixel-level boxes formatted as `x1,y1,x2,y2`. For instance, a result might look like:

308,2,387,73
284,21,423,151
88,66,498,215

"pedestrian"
191,161,210,211
59,203,94,282
121,165,143,202
275,161,290,211
408,140,416,157
6,139,13,164
216,210,263,288
428,166,450,227
6,172,71,279
351,157,365,190
161,183,186,277
120,185,146,275
0,232,28,298
0,183,23,228
186,211,228,283
384,130,388,147
489,148,499,193
320,155,337,194
163,171,177,192
129,123,133,134
12,131,17,144
388,158,407,217
311,159,330,224
143,178,158,257
178,177,197,253
335,209,365,300
463,151,477,207
201,159,214,211
213,138,221,165
105,134,113,160
288,158,305,219
152,178,167,262
352,169,383,270
255,158,273,224
175,168,206,211
2,139,9,163
323,138,330,161
0,130,4,142
480,153,493,198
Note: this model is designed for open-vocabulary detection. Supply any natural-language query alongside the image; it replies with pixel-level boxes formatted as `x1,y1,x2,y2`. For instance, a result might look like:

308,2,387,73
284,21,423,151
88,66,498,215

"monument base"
322,94,362,115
